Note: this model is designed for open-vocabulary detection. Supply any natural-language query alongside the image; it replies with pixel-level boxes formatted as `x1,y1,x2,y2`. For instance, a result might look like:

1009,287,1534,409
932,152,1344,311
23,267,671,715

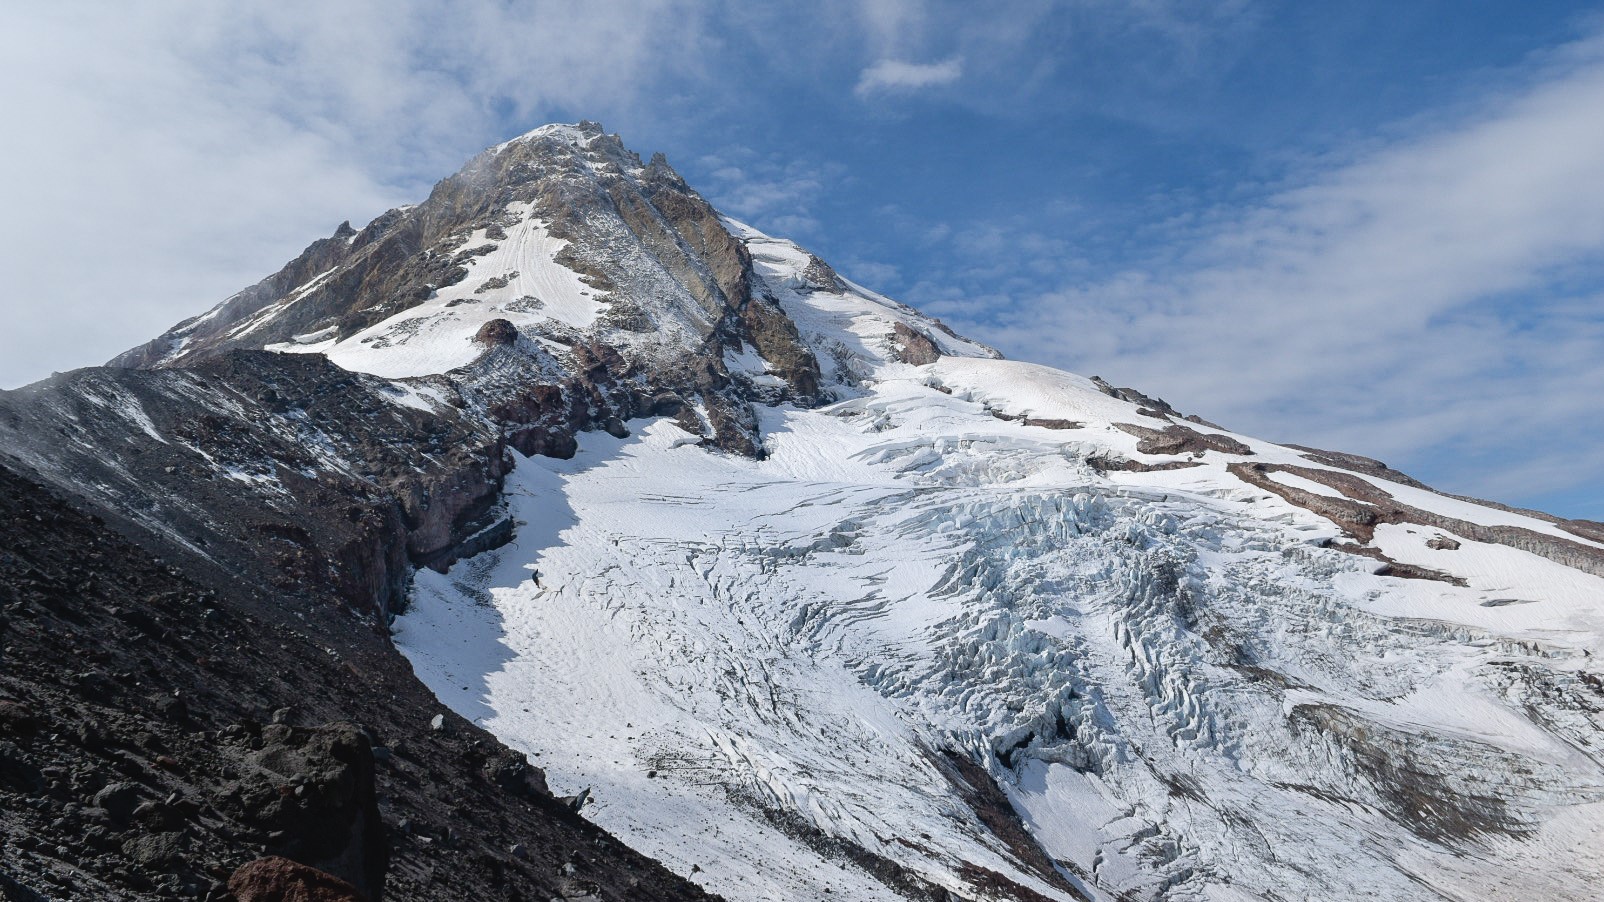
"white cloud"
855,57,964,95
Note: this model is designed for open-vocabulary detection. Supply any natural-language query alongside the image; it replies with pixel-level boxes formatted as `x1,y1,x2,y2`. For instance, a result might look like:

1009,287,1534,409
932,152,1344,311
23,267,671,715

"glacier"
388,216,1604,901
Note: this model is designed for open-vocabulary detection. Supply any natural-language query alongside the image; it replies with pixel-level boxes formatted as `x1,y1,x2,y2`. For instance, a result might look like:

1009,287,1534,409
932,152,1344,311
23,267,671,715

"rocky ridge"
111,121,827,459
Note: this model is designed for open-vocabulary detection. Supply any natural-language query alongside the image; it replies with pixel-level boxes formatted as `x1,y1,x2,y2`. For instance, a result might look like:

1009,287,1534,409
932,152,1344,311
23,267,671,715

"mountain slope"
8,122,1602,901
396,214,1604,901
0,452,716,902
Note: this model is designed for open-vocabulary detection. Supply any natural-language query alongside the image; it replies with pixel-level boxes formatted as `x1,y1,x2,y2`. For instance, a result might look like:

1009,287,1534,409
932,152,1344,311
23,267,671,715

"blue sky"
3,1,1602,518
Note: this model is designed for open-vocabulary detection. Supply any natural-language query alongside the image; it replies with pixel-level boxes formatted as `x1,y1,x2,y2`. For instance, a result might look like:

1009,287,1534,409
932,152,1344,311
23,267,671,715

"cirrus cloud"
855,57,964,96
922,32,1604,514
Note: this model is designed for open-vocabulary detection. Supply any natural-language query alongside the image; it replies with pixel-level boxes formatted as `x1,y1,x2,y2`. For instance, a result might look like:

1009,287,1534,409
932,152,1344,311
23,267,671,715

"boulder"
473,318,519,347
227,856,367,902
92,781,146,825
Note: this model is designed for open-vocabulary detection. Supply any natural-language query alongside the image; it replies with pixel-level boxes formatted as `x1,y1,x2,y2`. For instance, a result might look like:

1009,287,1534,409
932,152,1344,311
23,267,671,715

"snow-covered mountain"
40,122,1604,900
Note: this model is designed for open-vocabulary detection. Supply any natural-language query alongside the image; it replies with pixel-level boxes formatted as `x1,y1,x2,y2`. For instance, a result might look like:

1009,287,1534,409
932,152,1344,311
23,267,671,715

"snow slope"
394,224,1604,901
267,203,604,378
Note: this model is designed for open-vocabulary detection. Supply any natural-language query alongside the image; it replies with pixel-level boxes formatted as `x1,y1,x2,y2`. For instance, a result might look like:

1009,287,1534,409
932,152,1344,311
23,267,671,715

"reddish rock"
228,856,367,902
1113,422,1253,456
1023,417,1082,430
473,318,519,346
890,322,941,366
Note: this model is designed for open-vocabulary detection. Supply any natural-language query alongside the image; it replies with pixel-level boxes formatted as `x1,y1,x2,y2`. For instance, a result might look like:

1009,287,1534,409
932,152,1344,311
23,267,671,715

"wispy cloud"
855,57,964,96
693,149,841,238
929,33,1604,510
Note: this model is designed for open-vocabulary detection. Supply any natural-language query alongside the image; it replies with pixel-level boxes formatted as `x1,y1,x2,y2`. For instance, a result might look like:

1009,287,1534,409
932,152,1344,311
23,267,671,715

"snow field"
391,223,1604,901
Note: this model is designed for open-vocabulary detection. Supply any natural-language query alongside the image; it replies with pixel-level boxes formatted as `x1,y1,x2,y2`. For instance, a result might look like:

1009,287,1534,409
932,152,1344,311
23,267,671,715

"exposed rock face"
1283,443,1432,489
1288,443,1604,546
1229,461,1604,577
224,724,387,897
0,351,511,620
1021,417,1080,430
1087,455,1204,473
799,254,848,293
1113,421,1254,456
472,318,519,346
1327,539,1469,586
1089,375,1221,427
110,220,373,371
890,322,942,366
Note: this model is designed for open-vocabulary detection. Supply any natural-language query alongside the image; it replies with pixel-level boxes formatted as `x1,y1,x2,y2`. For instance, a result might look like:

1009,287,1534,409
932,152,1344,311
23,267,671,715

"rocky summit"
3,123,1603,901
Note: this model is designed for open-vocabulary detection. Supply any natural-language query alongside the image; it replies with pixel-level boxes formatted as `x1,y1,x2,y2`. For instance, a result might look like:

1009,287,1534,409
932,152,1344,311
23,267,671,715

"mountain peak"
109,125,995,455
491,119,609,153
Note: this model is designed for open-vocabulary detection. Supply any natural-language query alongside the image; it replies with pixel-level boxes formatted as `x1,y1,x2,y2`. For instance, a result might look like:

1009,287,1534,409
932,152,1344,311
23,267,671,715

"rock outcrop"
1229,461,1604,577
1113,421,1254,457
890,322,942,366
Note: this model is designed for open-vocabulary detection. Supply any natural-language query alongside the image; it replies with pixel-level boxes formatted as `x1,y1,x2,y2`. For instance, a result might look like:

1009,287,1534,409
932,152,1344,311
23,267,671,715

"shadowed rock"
221,723,387,898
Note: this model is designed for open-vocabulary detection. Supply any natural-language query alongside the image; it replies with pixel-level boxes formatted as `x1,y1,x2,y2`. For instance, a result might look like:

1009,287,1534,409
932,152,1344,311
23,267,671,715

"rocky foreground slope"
0,369,715,900
4,122,1604,900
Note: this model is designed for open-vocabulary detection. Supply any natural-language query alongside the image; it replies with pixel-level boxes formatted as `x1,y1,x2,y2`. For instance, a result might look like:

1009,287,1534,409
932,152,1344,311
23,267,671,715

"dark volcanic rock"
1328,541,1468,586
93,781,147,825
1022,417,1081,430
1089,375,1221,427
0,461,718,901
1229,461,1604,578
224,723,387,897
799,254,847,293
1088,455,1204,474
1282,444,1431,489
0,351,510,621
108,122,826,462
1289,443,1604,547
